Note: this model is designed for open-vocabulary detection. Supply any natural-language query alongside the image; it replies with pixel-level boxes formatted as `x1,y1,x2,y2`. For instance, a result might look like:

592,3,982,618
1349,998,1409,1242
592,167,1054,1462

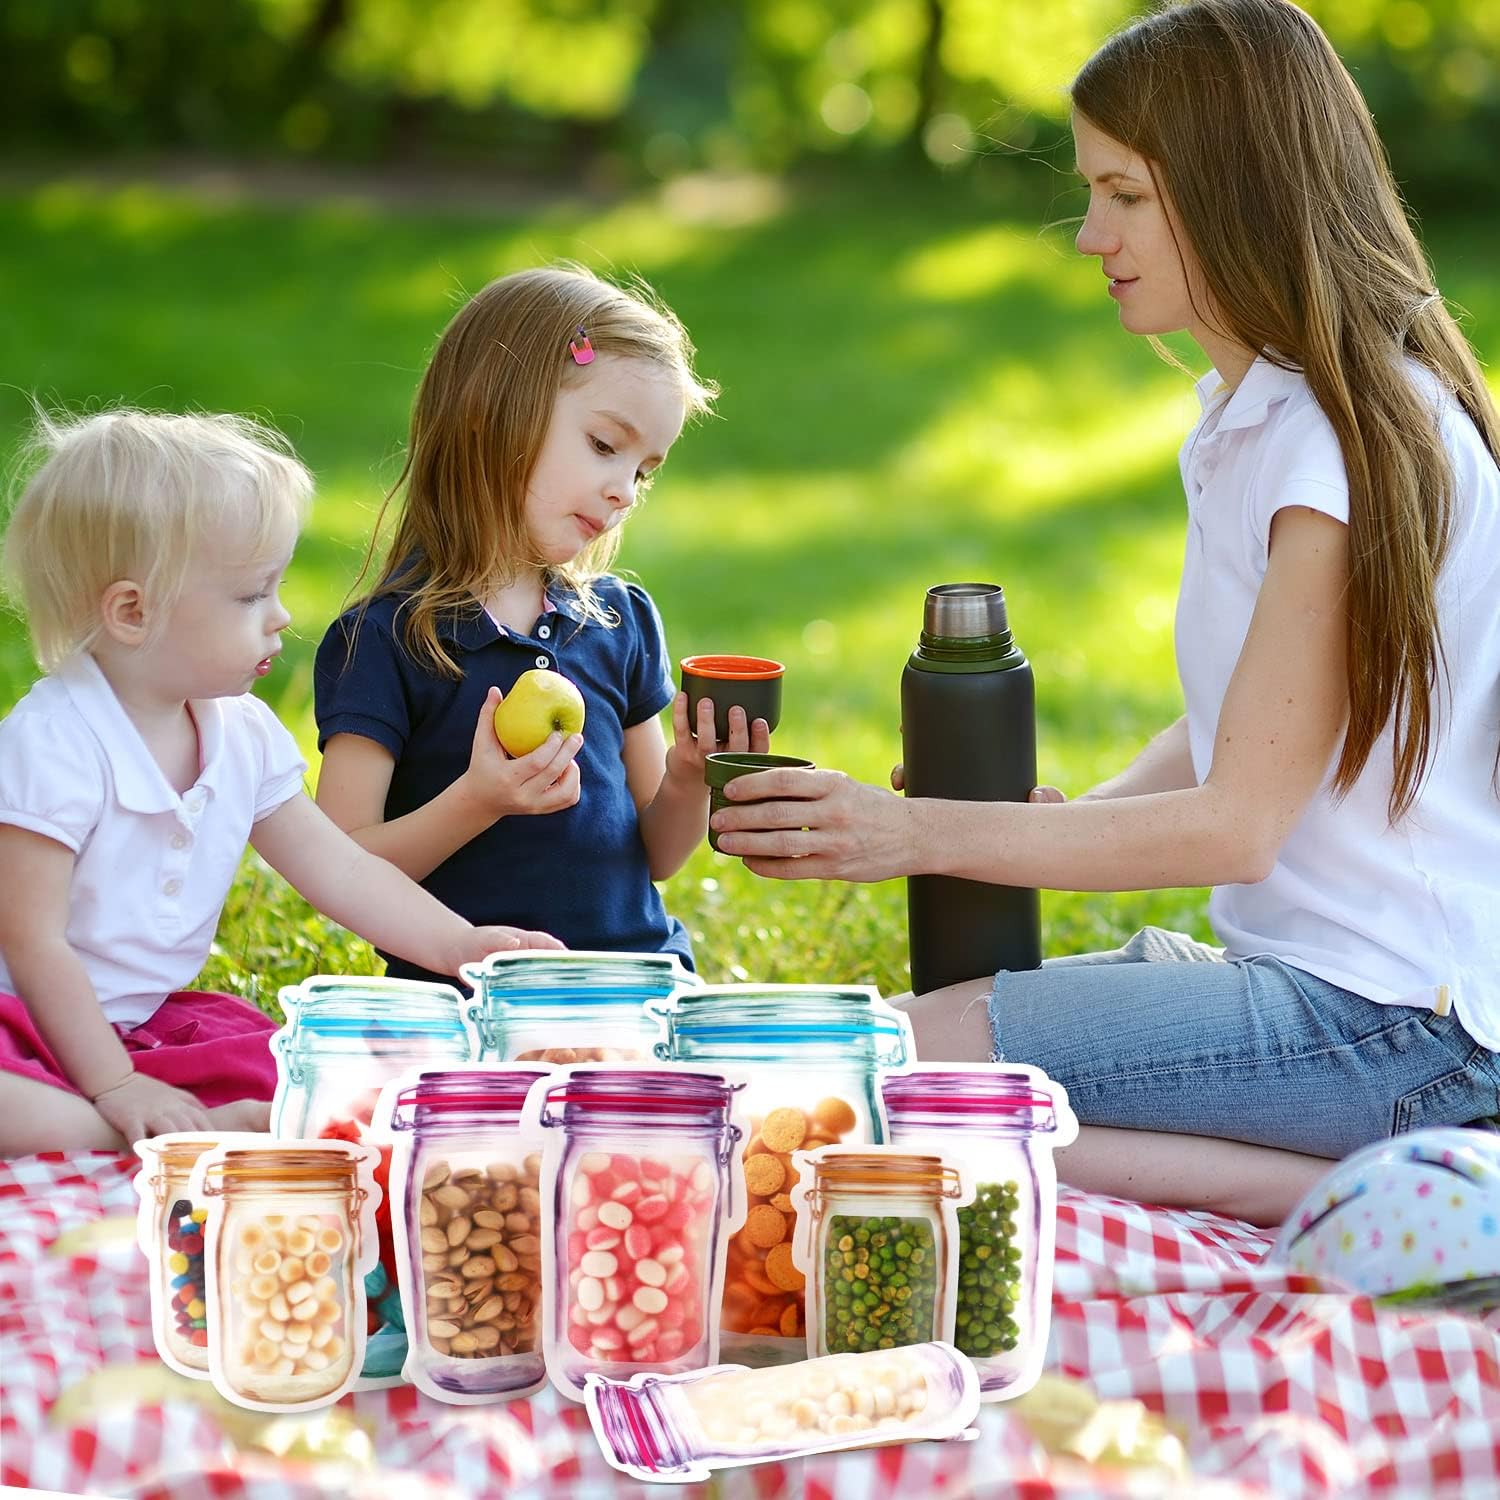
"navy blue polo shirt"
312,575,691,983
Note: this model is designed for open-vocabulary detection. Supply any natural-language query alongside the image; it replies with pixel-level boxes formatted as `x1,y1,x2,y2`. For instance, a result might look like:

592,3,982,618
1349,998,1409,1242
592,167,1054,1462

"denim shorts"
988,927,1500,1159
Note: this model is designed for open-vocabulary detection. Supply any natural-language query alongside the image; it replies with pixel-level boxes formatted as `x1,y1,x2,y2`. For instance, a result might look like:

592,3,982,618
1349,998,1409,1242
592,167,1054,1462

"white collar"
57,653,225,815
1194,354,1308,435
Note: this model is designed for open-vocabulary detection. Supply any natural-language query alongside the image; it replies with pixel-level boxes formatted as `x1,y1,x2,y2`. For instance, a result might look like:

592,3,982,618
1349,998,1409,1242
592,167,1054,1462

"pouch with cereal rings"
189,1138,382,1413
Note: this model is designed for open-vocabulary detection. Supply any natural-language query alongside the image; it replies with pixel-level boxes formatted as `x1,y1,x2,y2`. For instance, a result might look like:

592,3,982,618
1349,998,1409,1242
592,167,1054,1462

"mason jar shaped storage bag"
527,1065,744,1403
272,976,475,1138
649,985,912,1363
881,1064,1077,1400
381,1065,550,1404
190,1140,380,1412
271,975,475,1383
585,1342,981,1484
133,1132,263,1377
462,950,698,1063
790,1147,966,1361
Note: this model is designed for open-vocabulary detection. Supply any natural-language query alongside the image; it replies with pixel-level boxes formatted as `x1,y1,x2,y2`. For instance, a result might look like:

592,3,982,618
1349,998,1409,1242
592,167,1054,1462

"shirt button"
163,878,182,897
171,832,191,850
538,624,551,639
535,654,550,668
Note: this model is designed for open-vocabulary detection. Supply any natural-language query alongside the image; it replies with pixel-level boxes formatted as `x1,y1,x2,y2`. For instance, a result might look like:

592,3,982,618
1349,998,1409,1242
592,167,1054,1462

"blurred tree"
0,0,1494,205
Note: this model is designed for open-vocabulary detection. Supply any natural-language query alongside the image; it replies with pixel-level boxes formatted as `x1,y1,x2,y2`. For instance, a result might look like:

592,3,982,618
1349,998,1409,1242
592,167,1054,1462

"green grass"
2,165,1496,1015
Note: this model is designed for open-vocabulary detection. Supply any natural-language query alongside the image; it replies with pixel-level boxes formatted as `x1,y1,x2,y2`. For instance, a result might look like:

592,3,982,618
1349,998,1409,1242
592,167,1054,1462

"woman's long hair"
1074,0,1500,820
349,263,715,678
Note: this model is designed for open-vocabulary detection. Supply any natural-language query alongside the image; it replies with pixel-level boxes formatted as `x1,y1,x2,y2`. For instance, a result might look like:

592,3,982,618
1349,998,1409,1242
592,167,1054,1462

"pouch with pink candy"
522,1063,746,1402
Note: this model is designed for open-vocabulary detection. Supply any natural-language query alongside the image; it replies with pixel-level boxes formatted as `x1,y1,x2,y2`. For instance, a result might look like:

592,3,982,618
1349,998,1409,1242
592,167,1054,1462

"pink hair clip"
569,327,595,365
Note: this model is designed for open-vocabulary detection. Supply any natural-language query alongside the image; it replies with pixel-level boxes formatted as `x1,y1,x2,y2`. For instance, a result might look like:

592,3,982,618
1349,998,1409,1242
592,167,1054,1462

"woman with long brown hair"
713,0,1500,1224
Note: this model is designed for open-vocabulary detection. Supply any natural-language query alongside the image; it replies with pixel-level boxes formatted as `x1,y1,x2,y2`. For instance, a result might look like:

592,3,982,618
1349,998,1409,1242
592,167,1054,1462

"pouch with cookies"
647,985,913,1366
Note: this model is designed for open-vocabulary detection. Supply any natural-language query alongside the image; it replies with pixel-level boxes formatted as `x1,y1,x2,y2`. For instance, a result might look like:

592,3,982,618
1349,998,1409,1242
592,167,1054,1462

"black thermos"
901,583,1042,993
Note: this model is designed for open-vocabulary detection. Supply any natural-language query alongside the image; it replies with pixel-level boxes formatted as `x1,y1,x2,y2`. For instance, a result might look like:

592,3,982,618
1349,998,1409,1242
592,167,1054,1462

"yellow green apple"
493,668,586,756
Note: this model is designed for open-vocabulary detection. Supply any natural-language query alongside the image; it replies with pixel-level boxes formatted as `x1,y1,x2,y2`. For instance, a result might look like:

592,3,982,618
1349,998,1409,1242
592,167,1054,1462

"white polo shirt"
1176,355,1500,1048
0,653,307,1025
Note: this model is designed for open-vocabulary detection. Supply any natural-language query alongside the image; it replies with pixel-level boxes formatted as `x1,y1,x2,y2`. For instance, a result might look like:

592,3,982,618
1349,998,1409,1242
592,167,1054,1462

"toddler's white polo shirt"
1175,355,1500,1048
0,653,306,1025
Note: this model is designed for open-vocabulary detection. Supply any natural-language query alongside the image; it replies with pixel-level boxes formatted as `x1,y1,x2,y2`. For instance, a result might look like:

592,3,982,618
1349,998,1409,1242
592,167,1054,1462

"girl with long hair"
314,265,765,981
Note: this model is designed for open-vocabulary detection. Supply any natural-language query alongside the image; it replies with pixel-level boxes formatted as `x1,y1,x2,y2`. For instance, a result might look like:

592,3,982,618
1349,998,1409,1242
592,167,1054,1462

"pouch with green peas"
787,1143,972,1360
880,1064,1077,1401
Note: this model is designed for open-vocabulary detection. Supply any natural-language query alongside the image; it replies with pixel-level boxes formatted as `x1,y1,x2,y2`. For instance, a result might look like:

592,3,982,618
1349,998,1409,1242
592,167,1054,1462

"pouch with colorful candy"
133,1132,265,1378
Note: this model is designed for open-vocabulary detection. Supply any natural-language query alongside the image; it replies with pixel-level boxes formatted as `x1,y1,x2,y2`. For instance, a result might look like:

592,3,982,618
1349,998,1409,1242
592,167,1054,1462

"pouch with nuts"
379,1065,553,1405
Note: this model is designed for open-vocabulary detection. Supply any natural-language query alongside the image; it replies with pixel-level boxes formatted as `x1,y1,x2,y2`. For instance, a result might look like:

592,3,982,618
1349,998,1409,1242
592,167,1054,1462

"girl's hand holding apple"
663,690,770,788
461,685,583,820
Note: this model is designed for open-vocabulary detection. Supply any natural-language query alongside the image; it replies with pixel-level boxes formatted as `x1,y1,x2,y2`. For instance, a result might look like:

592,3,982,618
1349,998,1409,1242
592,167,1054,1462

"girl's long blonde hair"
1073,0,1500,820
350,264,714,677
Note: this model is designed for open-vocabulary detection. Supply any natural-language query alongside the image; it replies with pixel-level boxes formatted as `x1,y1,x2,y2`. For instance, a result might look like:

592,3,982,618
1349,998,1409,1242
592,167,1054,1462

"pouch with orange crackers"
647,985,913,1366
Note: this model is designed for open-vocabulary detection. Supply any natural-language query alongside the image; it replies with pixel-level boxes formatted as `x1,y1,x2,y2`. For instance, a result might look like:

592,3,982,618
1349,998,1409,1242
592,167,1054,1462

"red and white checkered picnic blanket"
3,1151,1497,1499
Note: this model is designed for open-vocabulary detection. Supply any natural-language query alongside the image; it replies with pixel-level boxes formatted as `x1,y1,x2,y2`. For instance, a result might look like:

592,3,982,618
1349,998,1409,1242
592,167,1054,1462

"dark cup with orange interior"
679,654,785,742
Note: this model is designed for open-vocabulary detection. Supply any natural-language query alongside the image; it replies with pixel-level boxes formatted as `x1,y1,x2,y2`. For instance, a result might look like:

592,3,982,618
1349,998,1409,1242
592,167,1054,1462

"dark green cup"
704,752,815,853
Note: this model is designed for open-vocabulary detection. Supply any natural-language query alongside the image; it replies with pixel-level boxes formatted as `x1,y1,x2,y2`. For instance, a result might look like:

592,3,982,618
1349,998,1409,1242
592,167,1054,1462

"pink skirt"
0,989,280,1108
